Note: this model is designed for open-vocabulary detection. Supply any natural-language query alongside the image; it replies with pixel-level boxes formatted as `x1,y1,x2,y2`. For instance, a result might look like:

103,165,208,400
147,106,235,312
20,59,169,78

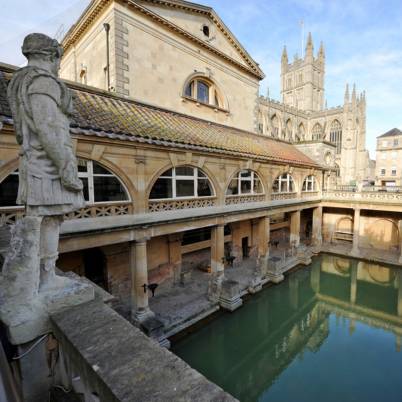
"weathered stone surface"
219,279,243,312
51,300,237,402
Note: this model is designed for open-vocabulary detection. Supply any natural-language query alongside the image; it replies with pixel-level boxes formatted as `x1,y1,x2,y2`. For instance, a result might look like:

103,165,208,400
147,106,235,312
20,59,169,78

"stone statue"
0,33,93,345
7,33,85,290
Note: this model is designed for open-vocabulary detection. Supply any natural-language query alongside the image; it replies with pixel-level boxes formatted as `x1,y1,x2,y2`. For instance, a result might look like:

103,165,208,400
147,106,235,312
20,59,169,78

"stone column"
351,208,361,255
257,216,270,277
290,210,301,248
398,220,402,264
211,224,225,276
350,262,359,304
168,234,182,285
130,239,154,323
398,270,402,317
312,206,323,248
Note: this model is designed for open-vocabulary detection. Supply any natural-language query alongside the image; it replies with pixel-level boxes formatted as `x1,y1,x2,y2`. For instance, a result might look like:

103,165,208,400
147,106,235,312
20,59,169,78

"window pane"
197,81,209,103
227,178,239,195
77,159,88,173
92,162,110,175
240,170,252,178
302,181,307,191
198,170,206,178
240,180,252,194
185,82,193,97
160,169,173,178
94,177,127,202
280,180,287,192
0,173,19,206
175,166,194,176
289,180,295,192
197,179,212,196
150,178,172,199
80,177,89,202
176,180,195,197
273,180,279,193
253,179,263,194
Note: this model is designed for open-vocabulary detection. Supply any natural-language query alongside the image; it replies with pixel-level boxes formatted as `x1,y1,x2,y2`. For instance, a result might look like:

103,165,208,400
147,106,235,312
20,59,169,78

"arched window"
271,115,279,137
312,123,323,140
150,166,214,199
0,160,130,207
330,120,342,154
302,175,317,192
184,77,223,108
334,163,340,177
298,123,305,141
226,170,263,195
273,173,295,193
286,119,293,141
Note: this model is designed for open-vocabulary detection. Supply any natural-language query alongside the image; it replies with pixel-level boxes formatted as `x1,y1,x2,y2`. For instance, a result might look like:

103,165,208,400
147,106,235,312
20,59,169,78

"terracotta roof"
0,64,317,168
378,128,402,138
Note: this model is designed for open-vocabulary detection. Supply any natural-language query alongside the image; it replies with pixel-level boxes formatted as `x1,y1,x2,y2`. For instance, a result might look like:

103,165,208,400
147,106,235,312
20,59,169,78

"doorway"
242,237,249,259
83,248,108,290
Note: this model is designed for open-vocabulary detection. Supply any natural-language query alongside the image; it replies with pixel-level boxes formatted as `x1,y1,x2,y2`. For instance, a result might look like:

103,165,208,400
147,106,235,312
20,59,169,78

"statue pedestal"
0,277,94,345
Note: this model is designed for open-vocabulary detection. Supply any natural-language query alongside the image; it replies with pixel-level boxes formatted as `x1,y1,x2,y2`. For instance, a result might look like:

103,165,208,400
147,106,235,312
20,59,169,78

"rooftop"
0,63,317,168
378,128,402,138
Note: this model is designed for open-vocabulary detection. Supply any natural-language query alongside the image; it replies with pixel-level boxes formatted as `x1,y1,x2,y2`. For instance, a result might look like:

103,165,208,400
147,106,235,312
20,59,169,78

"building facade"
375,128,402,187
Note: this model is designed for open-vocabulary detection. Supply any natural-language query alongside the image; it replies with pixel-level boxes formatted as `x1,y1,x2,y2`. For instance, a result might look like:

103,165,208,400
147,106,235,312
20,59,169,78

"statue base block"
0,276,94,345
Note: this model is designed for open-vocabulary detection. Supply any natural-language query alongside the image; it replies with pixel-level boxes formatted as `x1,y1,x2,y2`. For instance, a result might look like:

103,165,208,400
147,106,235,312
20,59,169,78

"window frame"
302,175,317,192
150,166,215,201
183,77,225,110
272,173,296,194
226,170,264,196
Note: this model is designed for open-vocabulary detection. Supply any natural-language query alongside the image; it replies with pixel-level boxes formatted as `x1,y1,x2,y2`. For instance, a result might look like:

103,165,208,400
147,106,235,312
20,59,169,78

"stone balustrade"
323,190,402,203
0,202,133,225
148,197,217,212
271,192,298,201
225,194,265,205
301,191,319,199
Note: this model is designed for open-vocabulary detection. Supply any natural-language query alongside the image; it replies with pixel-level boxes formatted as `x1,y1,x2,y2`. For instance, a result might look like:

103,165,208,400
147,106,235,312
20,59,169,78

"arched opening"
286,119,292,141
330,120,342,154
184,76,224,108
150,166,214,199
312,123,323,140
272,173,295,193
226,170,264,196
302,175,318,192
271,115,279,137
297,123,305,142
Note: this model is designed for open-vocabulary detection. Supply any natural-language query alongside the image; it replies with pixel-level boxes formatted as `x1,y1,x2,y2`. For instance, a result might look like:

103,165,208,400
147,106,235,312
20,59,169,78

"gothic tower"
280,33,325,112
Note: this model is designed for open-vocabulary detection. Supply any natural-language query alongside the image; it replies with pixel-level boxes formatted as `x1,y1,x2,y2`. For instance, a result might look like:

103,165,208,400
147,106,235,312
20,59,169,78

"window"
0,160,129,207
302,175,317,192
312,123,323,141
391,167,397,176
394,139,398,146
287,78,292,89
77,160,129,203
298,123,305,141
286,119,292,141
380,168,386,176
226,170,263,196
330,120,342,154
273,173,295,193
184,77,223,108
271,115,279,137
0,170,19,207
150,166,214,199
202,25,210,37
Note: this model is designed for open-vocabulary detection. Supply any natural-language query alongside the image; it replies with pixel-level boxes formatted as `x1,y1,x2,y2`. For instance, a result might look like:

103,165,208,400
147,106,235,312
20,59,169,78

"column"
130,239,154,323
168,234,182,285
211,224,225,276
257,216,270,276
351,208,360,255
290,210,301,248
312,206,323,247
398,270,402,317
350,261,358,304
398,220,402,264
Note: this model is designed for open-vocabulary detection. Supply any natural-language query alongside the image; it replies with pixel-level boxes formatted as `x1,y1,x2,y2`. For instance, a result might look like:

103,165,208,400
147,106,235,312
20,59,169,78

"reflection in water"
172,254,402,402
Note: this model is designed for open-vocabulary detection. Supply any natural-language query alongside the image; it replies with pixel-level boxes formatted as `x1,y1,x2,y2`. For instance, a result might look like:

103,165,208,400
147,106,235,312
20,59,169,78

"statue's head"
22,33,63,75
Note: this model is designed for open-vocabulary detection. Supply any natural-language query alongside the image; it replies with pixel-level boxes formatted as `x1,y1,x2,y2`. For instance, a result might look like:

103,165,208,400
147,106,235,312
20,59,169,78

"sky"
1,0,402,158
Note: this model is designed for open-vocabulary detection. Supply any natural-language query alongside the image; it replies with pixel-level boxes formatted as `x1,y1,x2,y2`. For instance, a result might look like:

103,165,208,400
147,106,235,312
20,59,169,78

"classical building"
257,36,372,185
375,128,402,187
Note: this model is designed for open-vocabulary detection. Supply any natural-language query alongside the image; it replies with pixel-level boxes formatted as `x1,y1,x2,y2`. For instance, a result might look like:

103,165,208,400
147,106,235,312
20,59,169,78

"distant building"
375,128,402,186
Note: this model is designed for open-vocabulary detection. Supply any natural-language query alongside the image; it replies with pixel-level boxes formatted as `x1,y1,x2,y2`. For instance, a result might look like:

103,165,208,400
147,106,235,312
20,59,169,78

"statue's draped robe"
7,66,84,215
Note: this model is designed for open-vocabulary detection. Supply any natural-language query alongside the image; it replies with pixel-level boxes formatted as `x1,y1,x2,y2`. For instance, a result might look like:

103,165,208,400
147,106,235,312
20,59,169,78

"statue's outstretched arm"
29,93,82,192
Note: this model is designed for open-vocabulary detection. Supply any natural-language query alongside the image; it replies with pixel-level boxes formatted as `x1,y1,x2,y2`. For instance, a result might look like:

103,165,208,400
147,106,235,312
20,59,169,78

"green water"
172,254,402,402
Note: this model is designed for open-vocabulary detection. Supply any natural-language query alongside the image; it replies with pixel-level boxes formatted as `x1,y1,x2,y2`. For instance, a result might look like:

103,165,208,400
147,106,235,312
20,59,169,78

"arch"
286,118,293,141
302,174,319,192
334,162,340,177
336,217,353,233
0,157,132,208
297,123,305,142
271,114,280,137
364,218,399,251
330,119,342,154
226,169,265,196
272,173,296,193
312,123,323,140
182,72,227,110
149,165,216,200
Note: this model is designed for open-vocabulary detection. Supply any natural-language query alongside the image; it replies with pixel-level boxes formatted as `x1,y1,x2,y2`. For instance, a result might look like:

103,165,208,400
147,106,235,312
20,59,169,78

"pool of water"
172,254,402,402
